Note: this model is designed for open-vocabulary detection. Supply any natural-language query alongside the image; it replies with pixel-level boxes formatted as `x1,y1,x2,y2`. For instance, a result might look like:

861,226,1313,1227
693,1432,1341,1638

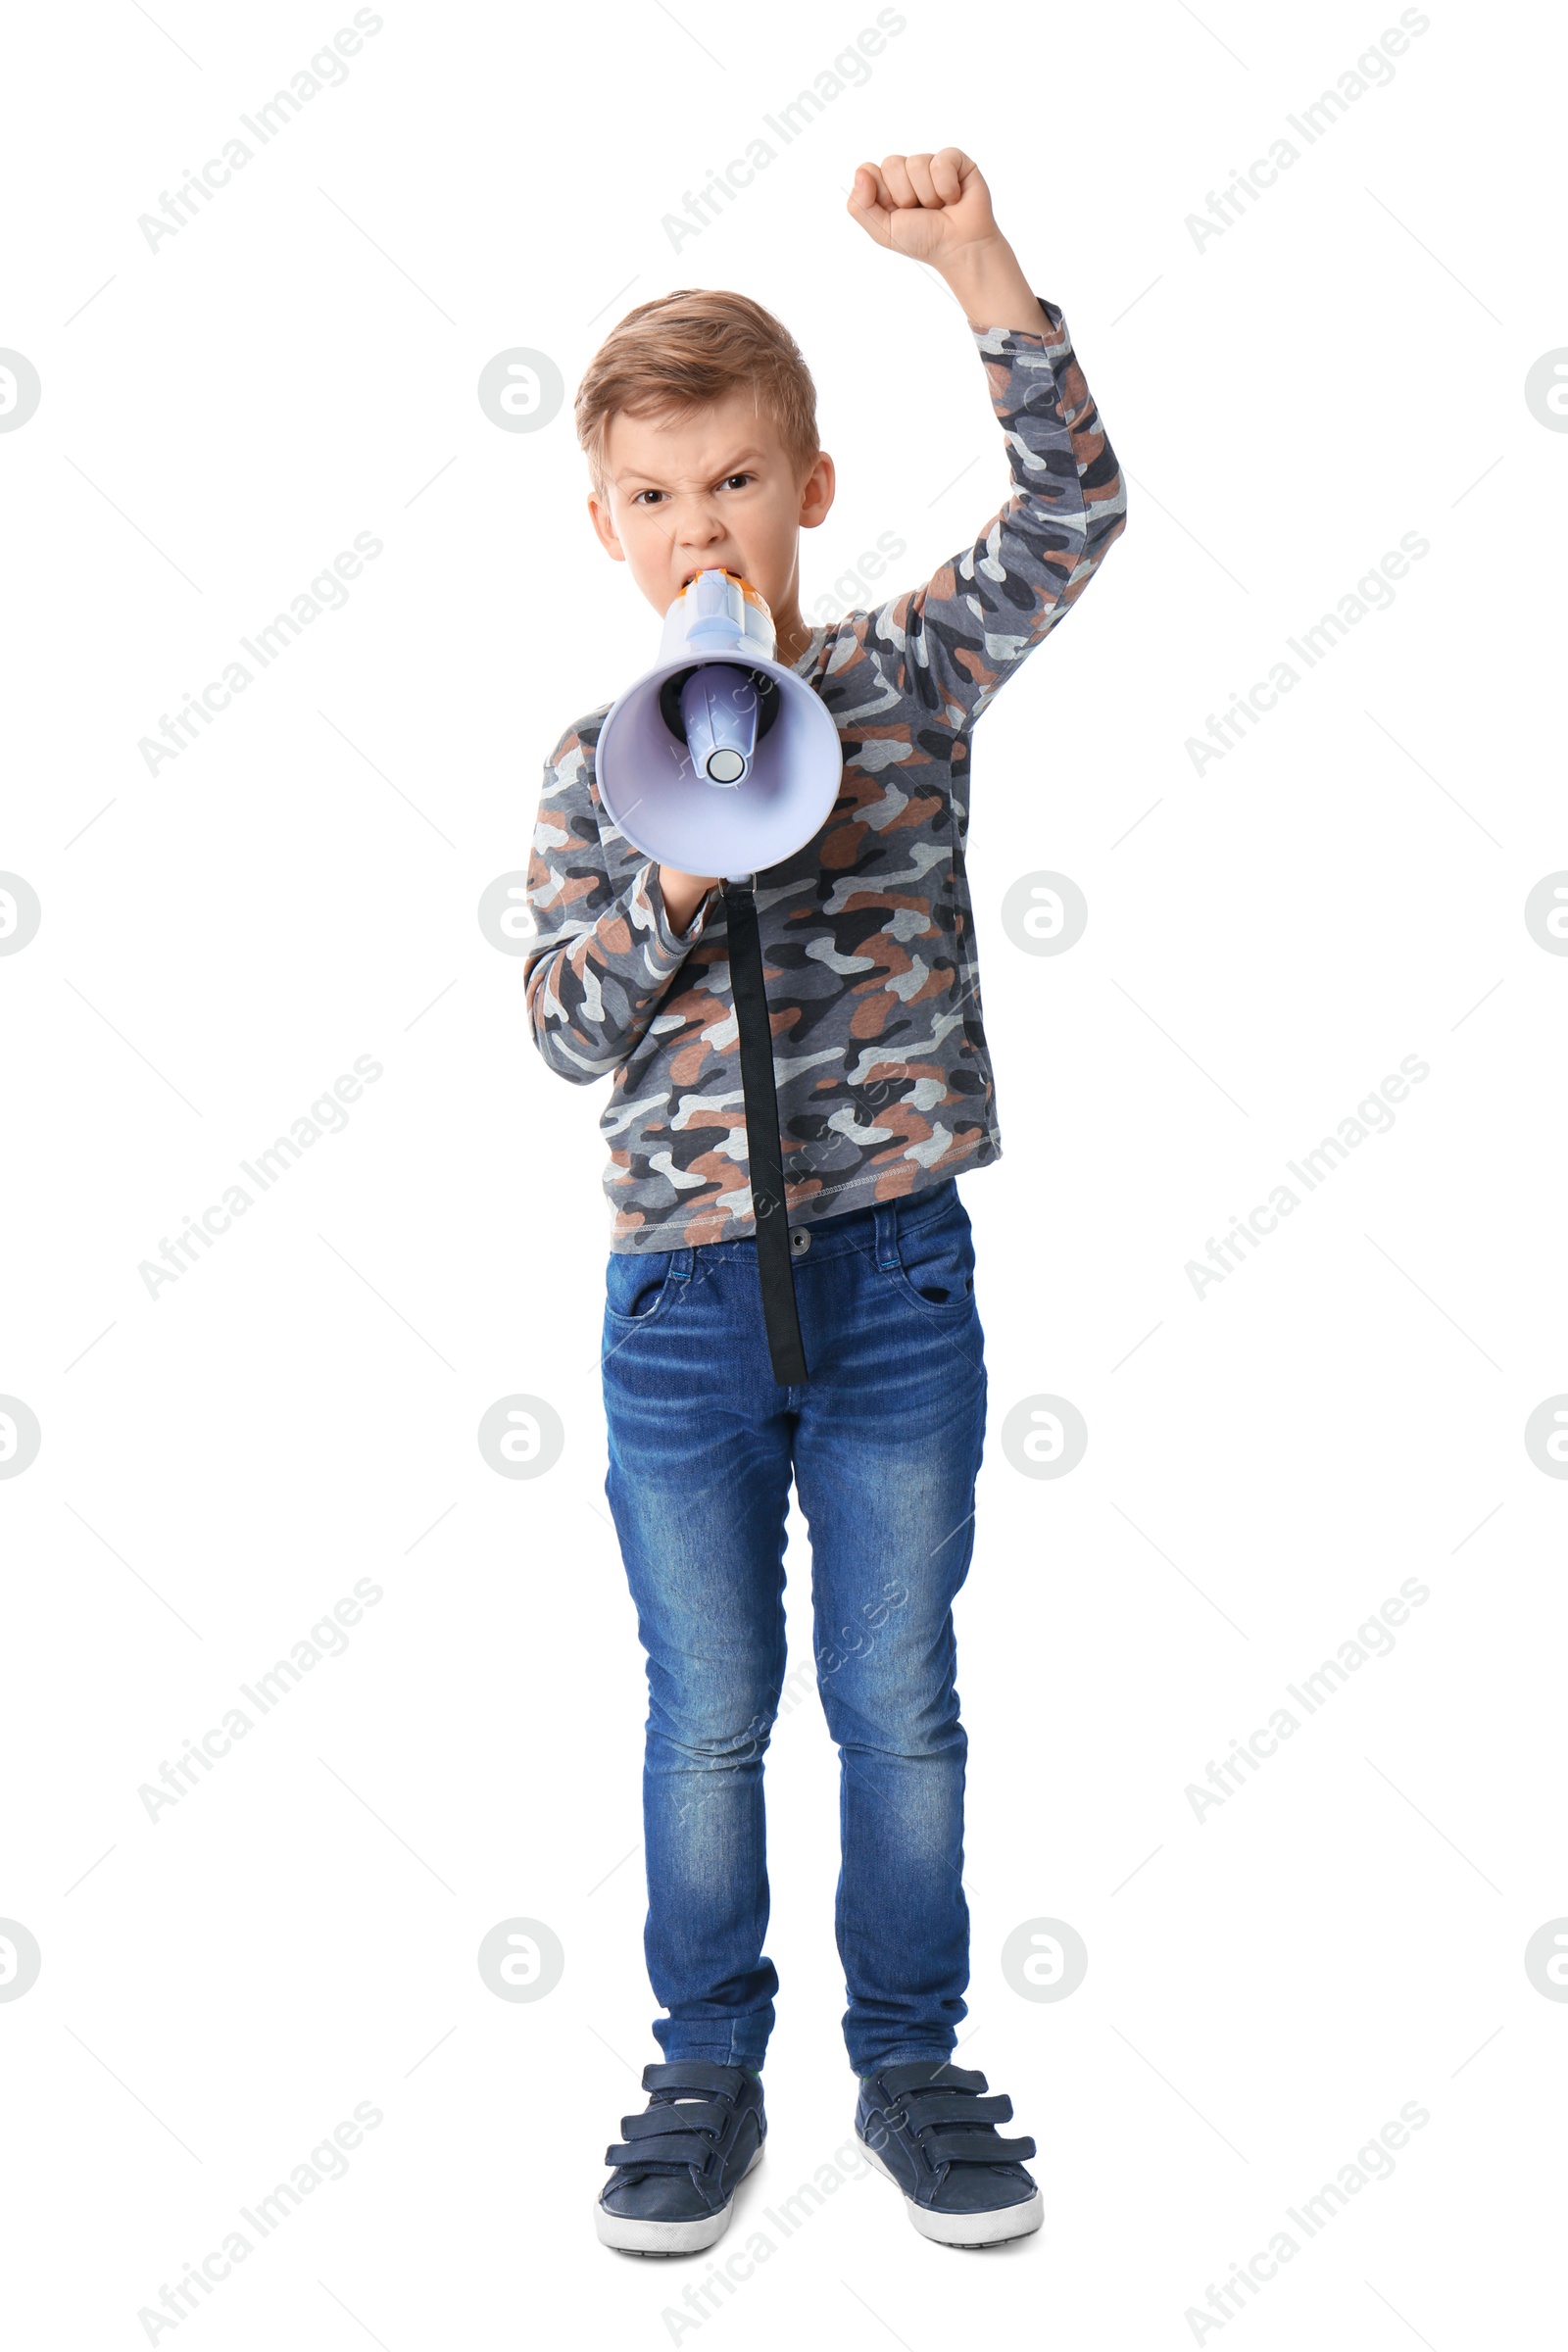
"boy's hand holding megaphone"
660,860,720,934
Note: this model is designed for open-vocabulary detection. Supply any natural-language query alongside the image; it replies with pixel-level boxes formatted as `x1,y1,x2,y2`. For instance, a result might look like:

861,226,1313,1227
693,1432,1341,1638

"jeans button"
791,1228,810,1254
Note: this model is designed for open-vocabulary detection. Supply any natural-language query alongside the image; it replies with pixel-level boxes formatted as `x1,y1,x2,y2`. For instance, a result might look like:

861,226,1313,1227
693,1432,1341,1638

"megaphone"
596,567,843,878
597,569,845,1387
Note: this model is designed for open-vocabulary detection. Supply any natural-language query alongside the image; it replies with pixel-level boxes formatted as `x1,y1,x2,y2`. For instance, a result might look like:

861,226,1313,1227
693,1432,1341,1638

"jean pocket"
888,1202,977,1313
604,1249,678,1328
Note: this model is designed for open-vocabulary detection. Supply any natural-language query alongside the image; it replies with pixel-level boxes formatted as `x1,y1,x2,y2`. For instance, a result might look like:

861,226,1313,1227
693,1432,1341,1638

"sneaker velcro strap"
877,2061,989,2098
900,2090,1013,2130
920,2126,1038,2167
642,2060,749,2099
618,2101,727,2142
605,2130,721,2170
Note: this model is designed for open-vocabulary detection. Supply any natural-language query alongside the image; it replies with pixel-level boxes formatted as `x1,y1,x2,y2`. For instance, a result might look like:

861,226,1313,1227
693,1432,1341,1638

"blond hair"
575,288,819,497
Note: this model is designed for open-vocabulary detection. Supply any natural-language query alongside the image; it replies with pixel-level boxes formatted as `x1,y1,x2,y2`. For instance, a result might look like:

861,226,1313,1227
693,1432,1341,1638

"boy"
523,149,1126,2252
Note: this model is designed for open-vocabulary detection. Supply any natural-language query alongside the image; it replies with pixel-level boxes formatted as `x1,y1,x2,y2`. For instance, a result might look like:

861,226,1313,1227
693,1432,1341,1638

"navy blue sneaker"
857,2060,1043,2246
596,2060,765,2255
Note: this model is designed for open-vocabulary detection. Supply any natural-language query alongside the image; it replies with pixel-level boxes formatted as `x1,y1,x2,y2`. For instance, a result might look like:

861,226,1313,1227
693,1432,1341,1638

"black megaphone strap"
720,878,809,1385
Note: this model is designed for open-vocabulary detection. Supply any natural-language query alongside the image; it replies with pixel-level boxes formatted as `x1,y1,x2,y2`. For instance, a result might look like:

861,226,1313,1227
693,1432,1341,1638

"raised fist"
846,150,1000,265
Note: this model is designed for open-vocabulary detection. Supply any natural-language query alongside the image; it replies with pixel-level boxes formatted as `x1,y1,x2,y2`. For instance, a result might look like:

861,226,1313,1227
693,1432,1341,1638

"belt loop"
873,1201,901,1272
669,1247,696,1284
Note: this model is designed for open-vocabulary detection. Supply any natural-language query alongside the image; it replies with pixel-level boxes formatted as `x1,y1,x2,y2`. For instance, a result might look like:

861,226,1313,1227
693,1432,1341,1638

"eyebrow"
613,449,768,490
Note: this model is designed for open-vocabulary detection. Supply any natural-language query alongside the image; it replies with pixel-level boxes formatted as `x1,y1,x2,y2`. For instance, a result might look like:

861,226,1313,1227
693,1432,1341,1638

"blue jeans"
601,1177,987,2077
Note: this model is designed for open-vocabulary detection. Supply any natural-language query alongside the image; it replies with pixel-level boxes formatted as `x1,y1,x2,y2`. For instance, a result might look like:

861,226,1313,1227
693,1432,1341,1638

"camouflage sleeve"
866,297,1126,723
522,724,715,1085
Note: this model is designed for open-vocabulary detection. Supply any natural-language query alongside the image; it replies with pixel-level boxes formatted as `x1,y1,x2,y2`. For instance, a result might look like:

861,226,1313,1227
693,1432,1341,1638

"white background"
3,0,1565,2343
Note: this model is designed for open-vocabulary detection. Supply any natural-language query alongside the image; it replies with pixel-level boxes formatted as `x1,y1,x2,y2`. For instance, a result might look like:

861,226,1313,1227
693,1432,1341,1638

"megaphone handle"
720,879,809,1387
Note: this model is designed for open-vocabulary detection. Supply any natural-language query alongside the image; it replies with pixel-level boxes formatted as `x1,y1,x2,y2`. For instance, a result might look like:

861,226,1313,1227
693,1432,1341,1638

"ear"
587,489,626,563
798,450,836,533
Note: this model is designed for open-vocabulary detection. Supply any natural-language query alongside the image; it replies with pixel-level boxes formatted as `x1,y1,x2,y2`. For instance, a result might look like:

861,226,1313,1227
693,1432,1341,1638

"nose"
667,496,728,583
670,490,728,550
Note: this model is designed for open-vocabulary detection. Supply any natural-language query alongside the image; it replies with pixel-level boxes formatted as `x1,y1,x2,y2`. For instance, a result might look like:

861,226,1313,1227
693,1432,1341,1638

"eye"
718,471,754,492
631,488,667,507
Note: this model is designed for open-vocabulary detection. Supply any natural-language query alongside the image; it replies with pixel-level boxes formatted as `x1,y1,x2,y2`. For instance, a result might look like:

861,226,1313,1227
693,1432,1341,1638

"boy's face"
587,392,835,628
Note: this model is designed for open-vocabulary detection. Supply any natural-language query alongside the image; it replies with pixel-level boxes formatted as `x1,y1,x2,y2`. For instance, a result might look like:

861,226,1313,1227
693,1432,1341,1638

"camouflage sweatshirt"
523,295,1126,1254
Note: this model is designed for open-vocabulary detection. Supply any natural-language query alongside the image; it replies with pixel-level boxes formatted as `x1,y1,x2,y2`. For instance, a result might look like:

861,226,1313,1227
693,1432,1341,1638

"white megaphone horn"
595,569,844,1388
595,567,842,881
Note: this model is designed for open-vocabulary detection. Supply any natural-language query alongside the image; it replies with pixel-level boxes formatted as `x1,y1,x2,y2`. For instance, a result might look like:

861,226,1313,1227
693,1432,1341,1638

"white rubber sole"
595,2138,764,2256
862,2139,1044,2246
